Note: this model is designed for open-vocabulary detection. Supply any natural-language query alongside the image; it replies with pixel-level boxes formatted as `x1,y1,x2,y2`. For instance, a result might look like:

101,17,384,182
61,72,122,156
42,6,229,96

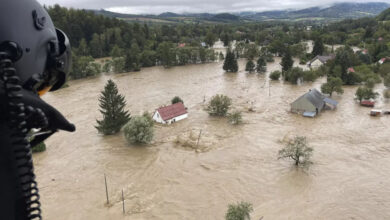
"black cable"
0,53,42,220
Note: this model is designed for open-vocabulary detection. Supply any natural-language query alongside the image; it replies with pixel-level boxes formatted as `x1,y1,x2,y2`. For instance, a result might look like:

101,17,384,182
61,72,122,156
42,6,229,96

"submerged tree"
312,37,325,57
355,86,379,103
171,96,184,104
225,202,253,220
278,136,313,166
123,113,154,144
256,56,267,73
281,48,294,73
245,60,255,73
223,50,238,72
321,77,344,97
228,111,243,125
96,79,131,135
206,94,232,116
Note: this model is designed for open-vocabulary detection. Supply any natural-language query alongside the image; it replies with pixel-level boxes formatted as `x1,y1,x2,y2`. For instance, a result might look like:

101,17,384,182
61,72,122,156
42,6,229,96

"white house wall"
153,112,188,124
310,59,323,69
152,111,165,124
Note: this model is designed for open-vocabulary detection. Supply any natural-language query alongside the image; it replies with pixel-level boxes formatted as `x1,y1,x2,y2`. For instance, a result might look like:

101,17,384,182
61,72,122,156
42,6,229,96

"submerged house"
308,55,334,69
291,89,338,117
153,102,188,124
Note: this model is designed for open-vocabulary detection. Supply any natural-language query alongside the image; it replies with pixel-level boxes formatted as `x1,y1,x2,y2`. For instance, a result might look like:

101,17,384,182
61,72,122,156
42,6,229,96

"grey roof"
301,88,325,109
323,97,338,106
310,55,335,64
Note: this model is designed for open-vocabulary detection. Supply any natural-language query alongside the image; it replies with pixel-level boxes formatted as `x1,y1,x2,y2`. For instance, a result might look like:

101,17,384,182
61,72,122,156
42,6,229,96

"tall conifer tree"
223,50,238,72
96,80,130,135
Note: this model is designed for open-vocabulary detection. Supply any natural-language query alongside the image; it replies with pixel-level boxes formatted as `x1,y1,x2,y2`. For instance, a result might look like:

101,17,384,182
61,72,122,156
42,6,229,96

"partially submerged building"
153,102,188,124
291,89,338,117
308,55,334,69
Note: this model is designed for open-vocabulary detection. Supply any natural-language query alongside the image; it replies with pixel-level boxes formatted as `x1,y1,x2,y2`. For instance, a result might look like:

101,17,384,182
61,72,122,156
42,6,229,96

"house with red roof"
153,102,188,124
347,67,355,73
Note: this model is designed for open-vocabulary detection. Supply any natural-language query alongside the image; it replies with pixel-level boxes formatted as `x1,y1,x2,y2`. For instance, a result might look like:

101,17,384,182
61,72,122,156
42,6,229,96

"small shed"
153,102,188,124
324,97,338,110
291,89,325,116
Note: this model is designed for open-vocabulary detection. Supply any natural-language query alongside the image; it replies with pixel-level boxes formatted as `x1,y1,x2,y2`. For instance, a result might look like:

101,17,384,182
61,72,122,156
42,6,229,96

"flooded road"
35,58,390,220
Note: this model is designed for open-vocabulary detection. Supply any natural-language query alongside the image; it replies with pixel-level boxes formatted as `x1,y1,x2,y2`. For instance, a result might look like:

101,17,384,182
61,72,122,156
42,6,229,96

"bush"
284,67,304,84
206,94,232,116
225,202,253,220
112,57,125,73
32,142,46,153
245,60,255,73
270,71,281,80
302,70,318,82
278,136,313,166
171,96,184,104
384,89,390,99
228,111,243,125
355,86,379,103
123,115,154,144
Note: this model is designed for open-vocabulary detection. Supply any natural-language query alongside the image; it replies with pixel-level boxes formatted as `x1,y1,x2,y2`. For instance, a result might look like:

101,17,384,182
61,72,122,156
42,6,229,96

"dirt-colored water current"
35,58,390,220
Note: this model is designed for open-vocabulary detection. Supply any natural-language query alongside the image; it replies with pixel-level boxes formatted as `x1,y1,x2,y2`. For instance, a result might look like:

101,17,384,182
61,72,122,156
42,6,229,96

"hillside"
245,2,390,21
93,2,390,23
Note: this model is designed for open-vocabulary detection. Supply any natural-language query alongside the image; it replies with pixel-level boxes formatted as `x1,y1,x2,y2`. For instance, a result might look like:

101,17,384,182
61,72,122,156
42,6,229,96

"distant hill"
92,2,390,23
212,13,240,21
245,2,390,21
377,7,390,20
158,12,181,18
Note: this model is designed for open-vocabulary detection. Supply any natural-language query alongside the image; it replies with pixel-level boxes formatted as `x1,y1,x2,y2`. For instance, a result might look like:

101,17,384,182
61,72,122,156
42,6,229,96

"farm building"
153,102,188,124
308,55,334,69
291,89,338,117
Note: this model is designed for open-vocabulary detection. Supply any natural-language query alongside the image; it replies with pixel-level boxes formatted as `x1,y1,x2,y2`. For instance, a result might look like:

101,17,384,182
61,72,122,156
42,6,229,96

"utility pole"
122,189,125,214
104,174,109,204
196,129,202,147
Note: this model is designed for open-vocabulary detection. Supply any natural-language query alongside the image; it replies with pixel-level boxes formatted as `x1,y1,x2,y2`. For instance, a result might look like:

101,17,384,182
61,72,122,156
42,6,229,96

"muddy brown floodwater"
35,58,390,220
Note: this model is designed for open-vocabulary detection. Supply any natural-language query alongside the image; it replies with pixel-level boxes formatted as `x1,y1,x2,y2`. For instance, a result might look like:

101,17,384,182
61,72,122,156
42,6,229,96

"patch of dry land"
36,58,390,220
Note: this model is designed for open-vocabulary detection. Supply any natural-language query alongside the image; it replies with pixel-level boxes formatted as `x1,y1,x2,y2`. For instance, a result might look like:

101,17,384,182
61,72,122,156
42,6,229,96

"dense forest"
47,4,390,95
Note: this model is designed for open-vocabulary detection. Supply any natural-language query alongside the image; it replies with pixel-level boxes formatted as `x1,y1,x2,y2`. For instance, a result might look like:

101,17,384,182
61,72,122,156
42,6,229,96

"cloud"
37,0,390,14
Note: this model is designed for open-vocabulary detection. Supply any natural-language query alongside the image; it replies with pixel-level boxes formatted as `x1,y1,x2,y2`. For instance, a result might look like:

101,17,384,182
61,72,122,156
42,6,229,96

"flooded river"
35,58,390,220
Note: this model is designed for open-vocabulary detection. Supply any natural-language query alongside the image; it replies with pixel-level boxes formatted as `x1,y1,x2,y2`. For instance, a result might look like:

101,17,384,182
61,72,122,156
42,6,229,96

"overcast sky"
37,0,390,14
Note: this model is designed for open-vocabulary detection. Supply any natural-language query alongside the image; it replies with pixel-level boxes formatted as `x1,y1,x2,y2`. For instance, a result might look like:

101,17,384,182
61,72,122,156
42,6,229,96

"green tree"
112,57,125,73
110,45,123,58
123,114,154,144
284,67,303,84
71,55,99,79
256,56,267,73
223,50,238,72
157,42,176,67
205,31,217,47
278,136,313,166
355,86,379,103
312,37,324,57
270,71,281,80
321,77,344,97
96,79,131,135
281,48,294,73
384,75,390,88
77,38,89,56
171,96,184,104
206,94,232,116
89,33,103,58
228,111,243,125
245,60,255,73
225,202,253,220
